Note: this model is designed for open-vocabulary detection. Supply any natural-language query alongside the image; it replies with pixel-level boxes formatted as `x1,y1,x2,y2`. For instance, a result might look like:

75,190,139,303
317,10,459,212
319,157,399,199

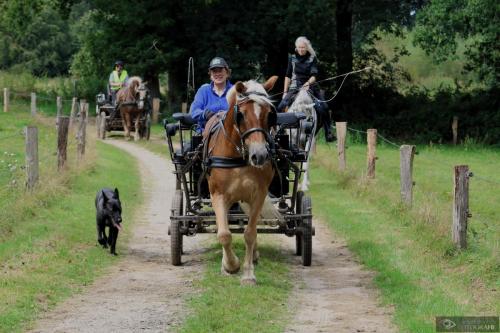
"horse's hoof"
240,277,257,286
221,262,240,275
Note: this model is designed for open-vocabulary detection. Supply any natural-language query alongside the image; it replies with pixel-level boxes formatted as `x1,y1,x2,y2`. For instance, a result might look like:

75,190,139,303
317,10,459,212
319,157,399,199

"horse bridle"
226,92,277,157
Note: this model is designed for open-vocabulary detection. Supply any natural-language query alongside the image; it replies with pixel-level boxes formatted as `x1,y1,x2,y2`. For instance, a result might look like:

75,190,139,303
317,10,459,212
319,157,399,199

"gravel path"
283,220,397,333
29,140,208,333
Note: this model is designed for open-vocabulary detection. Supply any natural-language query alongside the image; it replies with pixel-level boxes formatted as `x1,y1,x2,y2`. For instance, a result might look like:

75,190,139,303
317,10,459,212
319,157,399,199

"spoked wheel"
295,191,304,256
170,190,183,266
300,195,313,266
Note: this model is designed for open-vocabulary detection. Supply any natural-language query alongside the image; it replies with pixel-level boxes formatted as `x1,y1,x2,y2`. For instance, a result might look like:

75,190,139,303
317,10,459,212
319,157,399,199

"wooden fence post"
77,102,88,162
452,165,470,249
152,97,160,123
25,126,38,190
31,92,37,116
56,96,62,129
57,116,70,171
181,102,187,114
366,129,377,179
69,97,78,129
452,116,458,145
336,122,347,171
400,145,416,206
3,88,9,113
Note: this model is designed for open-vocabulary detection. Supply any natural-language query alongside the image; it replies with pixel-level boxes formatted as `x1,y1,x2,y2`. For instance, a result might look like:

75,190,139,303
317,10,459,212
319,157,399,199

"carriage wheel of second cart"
170,190,184,265
295,190,304,256
301,195,313,266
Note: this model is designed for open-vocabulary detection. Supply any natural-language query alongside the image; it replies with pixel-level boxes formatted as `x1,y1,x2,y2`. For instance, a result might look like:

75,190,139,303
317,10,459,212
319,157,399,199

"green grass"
375,29,481,91
180,240,292,333
0,104,142,333
310,138,499,332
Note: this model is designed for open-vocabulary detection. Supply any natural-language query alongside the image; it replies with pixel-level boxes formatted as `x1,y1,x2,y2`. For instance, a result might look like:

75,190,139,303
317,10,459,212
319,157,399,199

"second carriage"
95,86,152,140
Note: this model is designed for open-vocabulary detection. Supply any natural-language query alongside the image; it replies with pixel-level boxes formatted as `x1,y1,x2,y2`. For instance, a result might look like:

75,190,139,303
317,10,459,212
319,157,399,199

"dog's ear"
114,188,120,199
102,190,108,203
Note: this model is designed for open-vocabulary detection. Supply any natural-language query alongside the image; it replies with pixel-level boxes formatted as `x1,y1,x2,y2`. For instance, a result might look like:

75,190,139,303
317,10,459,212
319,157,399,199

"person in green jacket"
109,60,129,105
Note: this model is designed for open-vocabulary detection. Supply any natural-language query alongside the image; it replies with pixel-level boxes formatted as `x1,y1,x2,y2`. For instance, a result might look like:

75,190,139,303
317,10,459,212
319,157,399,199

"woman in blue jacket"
190,57,233,132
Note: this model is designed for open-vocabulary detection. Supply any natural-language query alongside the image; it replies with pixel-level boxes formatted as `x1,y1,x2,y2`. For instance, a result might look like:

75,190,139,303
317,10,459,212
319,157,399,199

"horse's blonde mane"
227,80,274,107
128,76,142,86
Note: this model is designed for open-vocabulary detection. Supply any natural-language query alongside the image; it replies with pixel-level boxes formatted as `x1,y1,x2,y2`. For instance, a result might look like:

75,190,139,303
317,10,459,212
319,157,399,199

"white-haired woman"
278,36,334,142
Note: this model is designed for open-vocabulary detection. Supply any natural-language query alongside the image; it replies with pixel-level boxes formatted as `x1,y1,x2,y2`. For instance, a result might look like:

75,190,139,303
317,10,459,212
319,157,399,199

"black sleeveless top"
285,52,319,88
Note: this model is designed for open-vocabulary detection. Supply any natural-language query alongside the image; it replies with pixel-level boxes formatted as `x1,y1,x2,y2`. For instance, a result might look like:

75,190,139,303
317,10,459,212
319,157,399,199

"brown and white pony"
203,76,278,285
116,76,148,141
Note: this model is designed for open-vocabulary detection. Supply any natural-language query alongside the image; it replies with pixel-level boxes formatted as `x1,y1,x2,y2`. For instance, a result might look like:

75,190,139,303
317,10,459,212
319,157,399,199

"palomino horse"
287,89,317,191
203,76,278,285
116,76,148,141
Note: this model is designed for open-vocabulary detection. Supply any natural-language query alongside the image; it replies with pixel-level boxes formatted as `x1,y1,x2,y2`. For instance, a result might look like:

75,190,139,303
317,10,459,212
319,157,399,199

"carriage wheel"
99,112,107,139
145,113,151,140
295,191,304,256
170,190,183,266
300,195,312,266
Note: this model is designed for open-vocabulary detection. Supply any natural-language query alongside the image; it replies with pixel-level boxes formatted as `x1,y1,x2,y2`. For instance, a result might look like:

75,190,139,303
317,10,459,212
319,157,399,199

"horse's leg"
212,194,240,274
133,112,140,141
121,111,130,139
253,239,259,264
241,194,266,285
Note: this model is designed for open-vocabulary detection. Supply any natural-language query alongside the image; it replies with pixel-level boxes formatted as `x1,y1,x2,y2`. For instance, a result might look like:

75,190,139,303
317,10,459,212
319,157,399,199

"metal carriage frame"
164,111,316,266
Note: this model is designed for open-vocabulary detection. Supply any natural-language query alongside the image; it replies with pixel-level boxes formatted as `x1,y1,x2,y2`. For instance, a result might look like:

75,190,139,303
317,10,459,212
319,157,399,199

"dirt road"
283,221,397,333
29,139,396,333
29,140,209,333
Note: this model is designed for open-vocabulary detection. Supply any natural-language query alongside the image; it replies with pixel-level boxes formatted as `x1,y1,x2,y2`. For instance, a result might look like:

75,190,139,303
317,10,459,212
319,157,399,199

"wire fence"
334,123,500,189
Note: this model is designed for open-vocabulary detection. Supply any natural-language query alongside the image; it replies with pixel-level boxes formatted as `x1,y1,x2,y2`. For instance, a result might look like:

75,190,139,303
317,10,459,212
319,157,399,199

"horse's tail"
240,196,284,223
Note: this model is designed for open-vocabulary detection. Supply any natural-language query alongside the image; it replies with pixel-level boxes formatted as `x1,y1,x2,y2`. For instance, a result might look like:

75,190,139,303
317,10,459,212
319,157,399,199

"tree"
414,0,499,87
0,0,74,76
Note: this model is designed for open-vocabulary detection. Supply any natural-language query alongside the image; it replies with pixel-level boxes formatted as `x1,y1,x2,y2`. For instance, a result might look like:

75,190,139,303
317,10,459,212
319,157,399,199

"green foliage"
414,0,500,87
0,0,75,76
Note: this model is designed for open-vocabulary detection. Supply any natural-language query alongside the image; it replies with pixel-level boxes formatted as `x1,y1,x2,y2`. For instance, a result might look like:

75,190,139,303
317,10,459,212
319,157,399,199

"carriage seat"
173,113,196,127
277,112,306,127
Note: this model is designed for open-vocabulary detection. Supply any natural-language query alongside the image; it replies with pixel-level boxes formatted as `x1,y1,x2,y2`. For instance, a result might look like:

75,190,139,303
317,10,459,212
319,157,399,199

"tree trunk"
144,73,160,99
335,0,353,119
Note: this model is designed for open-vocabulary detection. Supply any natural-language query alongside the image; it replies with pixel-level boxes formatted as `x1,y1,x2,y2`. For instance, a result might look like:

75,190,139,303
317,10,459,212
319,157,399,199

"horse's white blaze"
253,103,262,118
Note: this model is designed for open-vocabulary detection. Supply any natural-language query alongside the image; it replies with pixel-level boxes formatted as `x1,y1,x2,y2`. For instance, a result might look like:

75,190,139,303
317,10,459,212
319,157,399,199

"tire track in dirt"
283,220,397,333
29,140,208,333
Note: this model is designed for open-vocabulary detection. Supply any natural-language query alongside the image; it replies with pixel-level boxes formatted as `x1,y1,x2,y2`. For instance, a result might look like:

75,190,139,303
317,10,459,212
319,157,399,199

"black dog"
95,188,123,255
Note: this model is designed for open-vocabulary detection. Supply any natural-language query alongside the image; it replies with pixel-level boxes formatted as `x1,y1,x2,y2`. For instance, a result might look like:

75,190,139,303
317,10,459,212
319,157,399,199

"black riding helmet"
114,60,124,67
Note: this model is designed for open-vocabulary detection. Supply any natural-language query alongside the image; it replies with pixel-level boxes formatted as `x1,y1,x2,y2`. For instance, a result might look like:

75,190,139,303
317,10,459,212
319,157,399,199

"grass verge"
0,104,141,333
310,139,499,332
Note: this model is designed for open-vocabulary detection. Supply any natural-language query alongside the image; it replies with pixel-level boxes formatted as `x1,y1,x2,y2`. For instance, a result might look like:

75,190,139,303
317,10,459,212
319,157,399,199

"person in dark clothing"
278,36,334,142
